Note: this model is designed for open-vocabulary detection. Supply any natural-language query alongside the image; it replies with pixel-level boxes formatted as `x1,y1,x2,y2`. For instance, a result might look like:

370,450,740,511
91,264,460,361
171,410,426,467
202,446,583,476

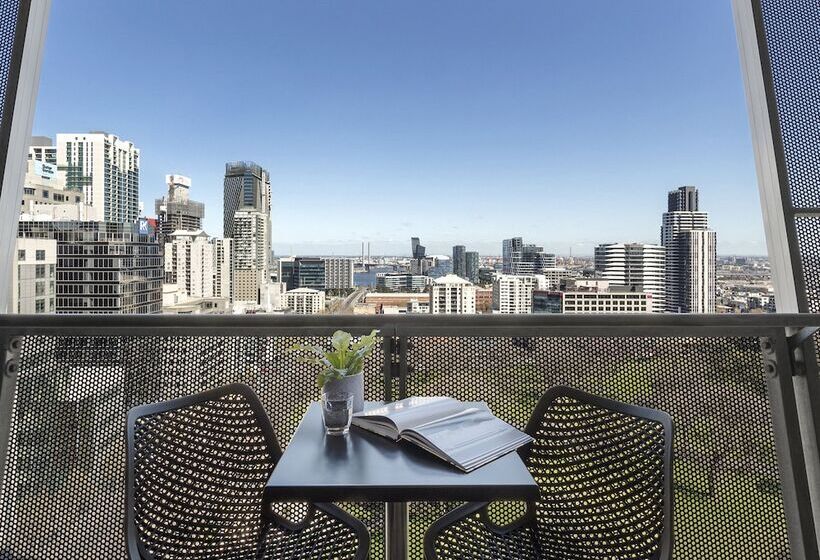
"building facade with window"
12,238,56,314
492,274,547,314
283,288,325,314
324,257,354,290
17,220,162,314
430,274,476,314
594,242,666,312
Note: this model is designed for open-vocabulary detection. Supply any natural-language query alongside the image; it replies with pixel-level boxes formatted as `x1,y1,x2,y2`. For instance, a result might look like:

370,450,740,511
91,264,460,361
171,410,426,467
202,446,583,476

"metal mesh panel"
758,0,820,210
404,336,790,560
0,335,386,559
0,0,21,133
795,216,820,313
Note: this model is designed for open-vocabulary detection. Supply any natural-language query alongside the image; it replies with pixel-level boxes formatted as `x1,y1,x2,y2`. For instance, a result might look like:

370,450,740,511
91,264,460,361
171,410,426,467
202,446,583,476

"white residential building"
164,230,214,299
12,238,56,314
212,237,232,301
56,132,140,223
594,243,666,312
232,210,268,303
284,288,326,314
493,274,547,314
661,186,716,313
324,257,355,290
261,282,288,312
430,274,477,314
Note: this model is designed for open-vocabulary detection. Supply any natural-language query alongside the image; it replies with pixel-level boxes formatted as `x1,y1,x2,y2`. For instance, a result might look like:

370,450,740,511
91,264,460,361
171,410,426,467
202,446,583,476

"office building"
502,237,555,274
452,245,466,278
294,258,325,290
534,279,652,314
465,251,479,284
324,258,355,290
594,243,666,312
231,210,268,303
492,274,547,314
164,230,214,299
155,175,205,245
410,237,428,275
376,273,429,293
17,220,162,314
283,288,325,315
278,257,296,291
12,238,56,314
56,132,140,223
540,267,578,290
661,186,716,313
430,274,476,314
478,266,496,285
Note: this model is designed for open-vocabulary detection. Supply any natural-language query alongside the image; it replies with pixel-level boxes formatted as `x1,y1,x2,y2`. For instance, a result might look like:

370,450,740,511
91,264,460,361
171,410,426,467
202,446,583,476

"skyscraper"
452,245,466,278
155,175,205,245
223,162,272,303
660,186,716,313
56,132,140,223
410,236,428,275
465,251,480,284
502,237,555,274
594,243,666,312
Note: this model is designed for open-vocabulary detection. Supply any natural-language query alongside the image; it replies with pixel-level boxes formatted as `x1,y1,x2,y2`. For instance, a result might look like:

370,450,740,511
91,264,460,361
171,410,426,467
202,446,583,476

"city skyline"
33,1,766,256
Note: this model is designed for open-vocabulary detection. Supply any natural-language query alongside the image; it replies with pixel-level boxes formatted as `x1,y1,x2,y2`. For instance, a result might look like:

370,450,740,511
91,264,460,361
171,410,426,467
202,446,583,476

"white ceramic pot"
322,372,364,413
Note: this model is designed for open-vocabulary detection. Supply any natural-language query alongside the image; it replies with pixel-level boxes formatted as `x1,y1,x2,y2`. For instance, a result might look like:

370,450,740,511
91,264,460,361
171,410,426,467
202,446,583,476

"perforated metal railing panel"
0,335,386,559
0,0,21,135
404,336,790,560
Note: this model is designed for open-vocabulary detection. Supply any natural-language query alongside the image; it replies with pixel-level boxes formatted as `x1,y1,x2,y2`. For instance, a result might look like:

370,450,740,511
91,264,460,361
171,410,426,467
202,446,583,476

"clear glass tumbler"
321,392,353,436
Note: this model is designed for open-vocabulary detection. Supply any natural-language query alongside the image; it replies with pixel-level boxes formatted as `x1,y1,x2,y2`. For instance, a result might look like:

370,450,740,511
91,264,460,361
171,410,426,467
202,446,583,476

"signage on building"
34,160,56,179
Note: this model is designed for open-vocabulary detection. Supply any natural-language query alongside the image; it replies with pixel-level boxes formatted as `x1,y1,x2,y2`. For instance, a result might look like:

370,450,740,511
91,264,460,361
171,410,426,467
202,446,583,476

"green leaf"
332,330,352,352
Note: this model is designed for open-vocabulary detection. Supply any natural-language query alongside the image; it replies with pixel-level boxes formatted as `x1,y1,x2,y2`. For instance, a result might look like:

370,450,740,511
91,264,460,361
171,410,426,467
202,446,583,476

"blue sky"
33,0,765,256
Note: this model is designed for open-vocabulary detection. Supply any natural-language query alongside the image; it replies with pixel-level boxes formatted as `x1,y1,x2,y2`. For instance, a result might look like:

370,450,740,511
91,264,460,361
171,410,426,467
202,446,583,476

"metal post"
0,0,50,313
0,336,21,502
385,501,409,560
732,0,820,548
763,334,819,560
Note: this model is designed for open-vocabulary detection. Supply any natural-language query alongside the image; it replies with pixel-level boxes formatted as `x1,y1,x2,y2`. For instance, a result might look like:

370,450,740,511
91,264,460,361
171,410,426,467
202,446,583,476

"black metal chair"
126,383,370,560
425,386,673,560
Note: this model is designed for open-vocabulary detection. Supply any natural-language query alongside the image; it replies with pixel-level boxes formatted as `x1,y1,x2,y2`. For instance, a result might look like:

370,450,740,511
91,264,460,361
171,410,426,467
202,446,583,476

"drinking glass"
321,392,353,436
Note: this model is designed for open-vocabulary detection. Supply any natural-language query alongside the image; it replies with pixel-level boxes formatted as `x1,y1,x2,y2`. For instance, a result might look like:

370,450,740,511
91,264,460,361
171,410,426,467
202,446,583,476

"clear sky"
33,0,765,257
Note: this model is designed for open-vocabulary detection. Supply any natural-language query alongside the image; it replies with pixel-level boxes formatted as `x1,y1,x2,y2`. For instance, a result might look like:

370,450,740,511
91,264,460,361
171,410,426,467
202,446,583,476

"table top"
264,401,539,504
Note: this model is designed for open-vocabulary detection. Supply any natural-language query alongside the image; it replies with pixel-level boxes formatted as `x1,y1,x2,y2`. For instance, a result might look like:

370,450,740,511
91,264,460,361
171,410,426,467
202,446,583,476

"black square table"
265,401,539,560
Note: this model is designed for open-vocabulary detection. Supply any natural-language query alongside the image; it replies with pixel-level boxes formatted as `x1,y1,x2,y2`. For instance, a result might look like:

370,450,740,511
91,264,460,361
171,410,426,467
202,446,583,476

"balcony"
0,313,817,559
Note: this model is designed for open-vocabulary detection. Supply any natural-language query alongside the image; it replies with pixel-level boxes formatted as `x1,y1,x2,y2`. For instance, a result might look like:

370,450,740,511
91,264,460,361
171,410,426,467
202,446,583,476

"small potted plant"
289,329,379,412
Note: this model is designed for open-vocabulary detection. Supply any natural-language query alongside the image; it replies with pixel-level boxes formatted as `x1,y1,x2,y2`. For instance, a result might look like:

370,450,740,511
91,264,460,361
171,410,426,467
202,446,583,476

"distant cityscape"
12,132,774,316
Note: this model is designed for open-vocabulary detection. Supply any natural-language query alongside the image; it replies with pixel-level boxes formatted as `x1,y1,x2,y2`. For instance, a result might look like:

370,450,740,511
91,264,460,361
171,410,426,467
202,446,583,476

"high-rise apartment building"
12,238,56,314
324,258,355,290
20,154,88,220
465,251,479,284
164,230,214,299
17,220,162,314
661,186,716,313
283,288,325,314
155,175,204,245
452,245,466,278
679,229,717,314
430,274,476,314
502,237,523,274
212,238,232,301
29,136,57,165
410,237,428,275
231,210,268,303
594,243,666,312
56,132,140,223
223,162,271,303
492,274,547,314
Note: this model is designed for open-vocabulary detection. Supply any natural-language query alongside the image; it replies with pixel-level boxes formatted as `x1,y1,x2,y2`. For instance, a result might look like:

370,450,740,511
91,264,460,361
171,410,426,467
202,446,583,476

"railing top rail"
0,313,816,338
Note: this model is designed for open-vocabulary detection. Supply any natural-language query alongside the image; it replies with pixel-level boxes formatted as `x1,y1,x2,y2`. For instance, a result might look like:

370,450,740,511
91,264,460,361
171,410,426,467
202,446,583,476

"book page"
354,396,465,433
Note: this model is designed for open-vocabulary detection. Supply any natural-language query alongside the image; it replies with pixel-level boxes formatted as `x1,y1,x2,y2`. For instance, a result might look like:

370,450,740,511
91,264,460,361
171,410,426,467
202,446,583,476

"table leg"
385,501,409,560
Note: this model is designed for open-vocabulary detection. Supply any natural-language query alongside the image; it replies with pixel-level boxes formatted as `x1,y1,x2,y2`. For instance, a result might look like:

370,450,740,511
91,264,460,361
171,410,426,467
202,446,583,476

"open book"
351,397,533,472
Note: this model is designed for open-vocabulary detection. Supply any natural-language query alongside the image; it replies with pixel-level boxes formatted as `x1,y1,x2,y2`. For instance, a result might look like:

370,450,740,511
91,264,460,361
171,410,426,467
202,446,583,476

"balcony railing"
0,313,817,559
